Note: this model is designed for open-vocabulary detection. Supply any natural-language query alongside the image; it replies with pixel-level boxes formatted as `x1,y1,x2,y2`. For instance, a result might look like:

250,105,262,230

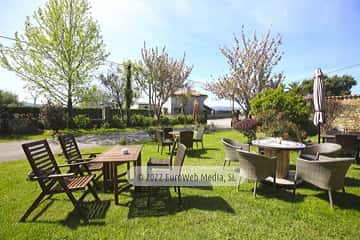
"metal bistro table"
93,145,142,205
252,138,306,185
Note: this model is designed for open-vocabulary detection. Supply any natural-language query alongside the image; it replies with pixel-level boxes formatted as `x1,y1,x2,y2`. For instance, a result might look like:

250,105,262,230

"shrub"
74,114,90,129
233,118,259,143
159,115,170,126
40,102,66,133
101,121,111,129
111,115,125,128
250,86,310,140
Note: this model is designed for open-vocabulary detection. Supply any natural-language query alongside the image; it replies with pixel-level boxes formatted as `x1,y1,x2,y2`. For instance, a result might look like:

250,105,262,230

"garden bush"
110,115,125,128
40,102,66,133
250,86,310,140
74,114,90,129
233,118,259,143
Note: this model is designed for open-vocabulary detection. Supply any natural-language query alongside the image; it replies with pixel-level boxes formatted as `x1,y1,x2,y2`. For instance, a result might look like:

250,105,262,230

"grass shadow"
315,191,360,210
248,183,306,203
344,177,360,187
128,187,234,218
186,148,219,159
26,200,111,229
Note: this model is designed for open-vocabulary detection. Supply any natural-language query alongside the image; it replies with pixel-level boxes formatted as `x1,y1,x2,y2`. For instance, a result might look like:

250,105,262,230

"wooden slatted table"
93,145,142,205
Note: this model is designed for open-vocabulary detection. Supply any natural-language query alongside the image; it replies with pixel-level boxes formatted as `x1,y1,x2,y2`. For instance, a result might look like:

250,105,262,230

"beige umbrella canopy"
313,68,325,143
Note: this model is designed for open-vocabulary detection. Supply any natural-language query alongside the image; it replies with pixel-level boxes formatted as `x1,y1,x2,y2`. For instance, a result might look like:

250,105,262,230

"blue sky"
1,0,360,106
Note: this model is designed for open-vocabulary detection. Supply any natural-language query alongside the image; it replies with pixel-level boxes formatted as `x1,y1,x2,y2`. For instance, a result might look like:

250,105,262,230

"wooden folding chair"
58,134,103,186
21,140,100,222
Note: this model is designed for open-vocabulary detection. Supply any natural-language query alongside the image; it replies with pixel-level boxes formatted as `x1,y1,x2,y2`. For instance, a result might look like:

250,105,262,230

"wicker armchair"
179,130,194,150
236,150,277,197
335,134,358,157
300,143,342,160
221,138,250,167
294,155,354,208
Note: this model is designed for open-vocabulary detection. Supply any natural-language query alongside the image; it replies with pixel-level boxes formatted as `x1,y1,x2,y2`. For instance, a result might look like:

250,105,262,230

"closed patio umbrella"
192,98,200,123
313,68,325,143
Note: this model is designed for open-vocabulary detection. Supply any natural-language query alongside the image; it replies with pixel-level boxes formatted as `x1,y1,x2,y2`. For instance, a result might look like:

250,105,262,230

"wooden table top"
93,145,142,163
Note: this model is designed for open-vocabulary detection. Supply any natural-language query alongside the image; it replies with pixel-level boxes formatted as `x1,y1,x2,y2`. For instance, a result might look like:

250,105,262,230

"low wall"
325,95,360,132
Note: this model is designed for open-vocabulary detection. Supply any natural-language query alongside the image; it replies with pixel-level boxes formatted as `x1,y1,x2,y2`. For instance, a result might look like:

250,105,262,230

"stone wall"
325,95,360,132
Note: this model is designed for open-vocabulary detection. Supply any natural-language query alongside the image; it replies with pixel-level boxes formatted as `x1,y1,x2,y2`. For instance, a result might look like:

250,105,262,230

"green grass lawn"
1,129,360,239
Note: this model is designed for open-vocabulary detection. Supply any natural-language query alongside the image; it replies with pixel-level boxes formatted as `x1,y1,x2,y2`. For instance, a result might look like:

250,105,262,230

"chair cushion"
300,153,320,161
147,157,170,166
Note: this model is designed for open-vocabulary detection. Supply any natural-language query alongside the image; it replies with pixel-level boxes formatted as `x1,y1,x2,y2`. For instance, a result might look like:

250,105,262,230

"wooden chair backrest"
179,131,193,148
22,140,60,192
173,143,187,175
58,135,82,163
163,127,173,139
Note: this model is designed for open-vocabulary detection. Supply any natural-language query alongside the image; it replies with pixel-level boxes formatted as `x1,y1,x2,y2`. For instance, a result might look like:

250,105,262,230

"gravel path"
0,118,231,163
0,131,152,162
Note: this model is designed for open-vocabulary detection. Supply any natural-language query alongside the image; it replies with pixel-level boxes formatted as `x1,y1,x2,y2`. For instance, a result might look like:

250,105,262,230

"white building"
162,88,209,115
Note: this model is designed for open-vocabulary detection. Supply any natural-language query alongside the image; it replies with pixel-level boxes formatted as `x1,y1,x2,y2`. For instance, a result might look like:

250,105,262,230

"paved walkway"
207,118,232,129
0,118,232,163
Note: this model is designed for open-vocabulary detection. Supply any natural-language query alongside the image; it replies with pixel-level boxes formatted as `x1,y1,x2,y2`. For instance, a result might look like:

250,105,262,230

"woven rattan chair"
179,130,193,150
222,138,250,167
335,134,358,157
294,155,354,208
147,141,177,168
193,126,205,149
236,150,277,197
155,130,174,154
147,144,187,206
299,143,342,160
21,140,100,222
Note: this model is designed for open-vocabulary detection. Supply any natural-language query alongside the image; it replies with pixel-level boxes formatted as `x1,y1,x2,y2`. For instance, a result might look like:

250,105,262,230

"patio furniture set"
20,127,204,222
222,137,355,208
19,127,355,223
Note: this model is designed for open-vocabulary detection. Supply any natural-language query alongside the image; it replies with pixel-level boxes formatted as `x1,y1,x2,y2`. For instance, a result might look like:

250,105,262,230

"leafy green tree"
0,0,109,128
291,74,357,96
250,86,311,140
100,61,139,123
0,90,19,107
124,61,133,127
78,85,109,108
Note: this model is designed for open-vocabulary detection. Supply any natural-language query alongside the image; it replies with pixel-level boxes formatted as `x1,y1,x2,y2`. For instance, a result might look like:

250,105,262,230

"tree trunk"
67,95,75,129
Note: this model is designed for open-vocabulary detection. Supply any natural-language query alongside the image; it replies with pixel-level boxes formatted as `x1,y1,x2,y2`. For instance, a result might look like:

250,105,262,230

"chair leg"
147,187,152,208
223,160,227,169
174,187,177,192
342,187,345,193
157,144,159,152
328,190,333,208
64,190,88,222
253,181,257,198
237,176,242,192
20,192,46,222
87,183,100,201
273,175,276,190
177,187,182,206
201,141,204,149
161,145,163,155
